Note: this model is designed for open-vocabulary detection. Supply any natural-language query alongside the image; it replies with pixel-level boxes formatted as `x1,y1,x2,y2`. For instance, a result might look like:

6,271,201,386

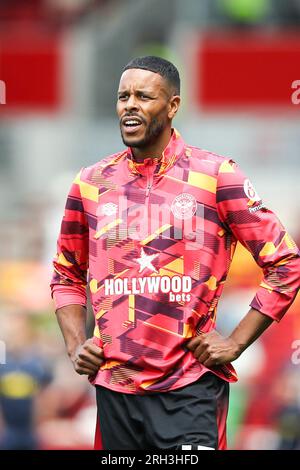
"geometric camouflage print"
51,129,300,394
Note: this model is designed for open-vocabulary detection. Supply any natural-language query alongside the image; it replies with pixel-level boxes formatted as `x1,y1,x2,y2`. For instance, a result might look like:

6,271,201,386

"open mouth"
122,117,143,134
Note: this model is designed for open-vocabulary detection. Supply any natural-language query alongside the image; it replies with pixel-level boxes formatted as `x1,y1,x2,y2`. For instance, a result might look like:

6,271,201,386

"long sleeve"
216,159,300,322
50,169,89,310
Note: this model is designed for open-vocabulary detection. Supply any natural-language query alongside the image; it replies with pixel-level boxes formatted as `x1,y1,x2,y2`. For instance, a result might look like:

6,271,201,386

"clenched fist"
71,338,104,376
186,330,241,368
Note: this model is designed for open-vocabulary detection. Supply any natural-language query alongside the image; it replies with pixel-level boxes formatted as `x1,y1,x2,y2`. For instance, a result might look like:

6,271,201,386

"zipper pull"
145,163,154,197
146,184,151,197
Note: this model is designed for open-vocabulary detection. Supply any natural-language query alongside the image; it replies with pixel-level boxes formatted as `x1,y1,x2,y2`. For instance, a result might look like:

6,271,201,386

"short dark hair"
123,56,180,96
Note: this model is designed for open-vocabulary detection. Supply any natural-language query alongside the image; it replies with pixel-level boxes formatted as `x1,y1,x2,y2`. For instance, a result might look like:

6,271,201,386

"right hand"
71,338,105,376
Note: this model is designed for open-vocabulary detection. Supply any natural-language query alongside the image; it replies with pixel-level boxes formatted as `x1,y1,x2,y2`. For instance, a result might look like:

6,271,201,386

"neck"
131,128,172,163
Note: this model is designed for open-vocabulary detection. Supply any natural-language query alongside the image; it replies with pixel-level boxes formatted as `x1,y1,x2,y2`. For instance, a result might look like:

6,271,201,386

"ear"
168,95,181,120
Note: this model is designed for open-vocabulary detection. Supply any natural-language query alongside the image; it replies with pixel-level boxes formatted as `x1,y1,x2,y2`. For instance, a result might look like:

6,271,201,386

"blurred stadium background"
0,0,300,450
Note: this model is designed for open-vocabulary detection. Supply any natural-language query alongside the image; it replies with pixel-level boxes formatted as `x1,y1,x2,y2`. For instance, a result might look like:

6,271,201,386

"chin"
121,134,145,148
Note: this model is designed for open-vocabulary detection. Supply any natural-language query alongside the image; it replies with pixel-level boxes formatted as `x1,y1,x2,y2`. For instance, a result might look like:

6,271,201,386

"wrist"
228,335,246,358
67,340,86,363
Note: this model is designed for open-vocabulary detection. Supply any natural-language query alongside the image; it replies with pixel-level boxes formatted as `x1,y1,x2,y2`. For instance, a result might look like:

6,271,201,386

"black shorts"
95,372,229,450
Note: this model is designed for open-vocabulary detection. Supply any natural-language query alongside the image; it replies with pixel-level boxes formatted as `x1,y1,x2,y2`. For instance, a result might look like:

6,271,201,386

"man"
50,56,300,450
0,313,52,450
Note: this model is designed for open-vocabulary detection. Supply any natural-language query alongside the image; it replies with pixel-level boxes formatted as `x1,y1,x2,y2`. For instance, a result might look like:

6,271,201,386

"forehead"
118,68,167,91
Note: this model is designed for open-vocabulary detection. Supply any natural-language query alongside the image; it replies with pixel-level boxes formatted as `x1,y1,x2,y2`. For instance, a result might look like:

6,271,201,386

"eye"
118,94,128,101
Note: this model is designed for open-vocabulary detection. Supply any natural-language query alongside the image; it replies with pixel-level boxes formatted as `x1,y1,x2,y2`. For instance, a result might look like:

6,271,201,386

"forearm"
55,304,87,361
187,307,274,367
56,304,104,376
229,307,273,356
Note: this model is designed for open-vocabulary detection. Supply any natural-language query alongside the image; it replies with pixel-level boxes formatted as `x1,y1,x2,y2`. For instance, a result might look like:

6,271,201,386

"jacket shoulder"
184,145,236,176
80,150,127,182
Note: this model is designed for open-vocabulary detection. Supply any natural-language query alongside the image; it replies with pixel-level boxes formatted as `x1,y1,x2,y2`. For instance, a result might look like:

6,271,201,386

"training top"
51,129,300,394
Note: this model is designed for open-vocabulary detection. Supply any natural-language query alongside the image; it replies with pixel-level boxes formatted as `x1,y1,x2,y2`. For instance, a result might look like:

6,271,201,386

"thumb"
186,335,204,351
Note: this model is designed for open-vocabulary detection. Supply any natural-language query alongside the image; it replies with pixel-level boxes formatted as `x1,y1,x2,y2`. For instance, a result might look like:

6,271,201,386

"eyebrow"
118,88,156,95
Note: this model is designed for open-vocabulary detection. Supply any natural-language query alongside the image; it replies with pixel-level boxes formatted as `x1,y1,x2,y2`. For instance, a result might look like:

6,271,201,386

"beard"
120,116,167,149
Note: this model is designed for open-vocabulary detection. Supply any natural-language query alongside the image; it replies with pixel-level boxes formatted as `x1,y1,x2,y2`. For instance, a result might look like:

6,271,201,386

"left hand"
186,330,241,368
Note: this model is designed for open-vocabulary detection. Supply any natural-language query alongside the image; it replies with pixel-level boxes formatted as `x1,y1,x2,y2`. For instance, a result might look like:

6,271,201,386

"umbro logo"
101,202,118,216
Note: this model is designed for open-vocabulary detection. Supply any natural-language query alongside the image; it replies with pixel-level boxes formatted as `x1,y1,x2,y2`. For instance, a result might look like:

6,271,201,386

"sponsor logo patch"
243,179,261,202
249,202,266,213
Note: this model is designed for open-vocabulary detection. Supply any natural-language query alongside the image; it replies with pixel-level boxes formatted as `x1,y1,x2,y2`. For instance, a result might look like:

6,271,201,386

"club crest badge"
171,193,197,220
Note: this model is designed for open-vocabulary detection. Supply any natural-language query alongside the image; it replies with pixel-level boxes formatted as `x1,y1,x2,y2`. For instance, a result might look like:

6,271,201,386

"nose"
125,94,139,112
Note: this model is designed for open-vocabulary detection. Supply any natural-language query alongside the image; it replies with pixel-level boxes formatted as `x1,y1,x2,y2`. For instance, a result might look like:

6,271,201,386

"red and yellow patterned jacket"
51,129,300,394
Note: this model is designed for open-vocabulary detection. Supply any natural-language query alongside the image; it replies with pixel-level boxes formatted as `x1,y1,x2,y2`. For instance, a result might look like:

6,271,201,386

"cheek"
149,107,168,123
116,102,124,117
157,110,169,125
158,104,170,119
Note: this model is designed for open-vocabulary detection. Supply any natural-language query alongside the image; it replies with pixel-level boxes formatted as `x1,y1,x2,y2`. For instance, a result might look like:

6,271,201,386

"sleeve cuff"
51,284,87,311
250,286,297,322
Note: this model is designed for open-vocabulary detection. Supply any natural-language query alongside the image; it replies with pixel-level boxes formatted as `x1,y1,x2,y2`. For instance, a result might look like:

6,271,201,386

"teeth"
125,120,140,126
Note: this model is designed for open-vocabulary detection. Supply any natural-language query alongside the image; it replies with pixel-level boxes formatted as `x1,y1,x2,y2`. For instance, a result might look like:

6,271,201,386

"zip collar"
126,128,185,177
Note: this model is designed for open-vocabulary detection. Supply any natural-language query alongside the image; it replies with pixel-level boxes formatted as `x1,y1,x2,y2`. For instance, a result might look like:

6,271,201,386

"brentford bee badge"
171,193,197,220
